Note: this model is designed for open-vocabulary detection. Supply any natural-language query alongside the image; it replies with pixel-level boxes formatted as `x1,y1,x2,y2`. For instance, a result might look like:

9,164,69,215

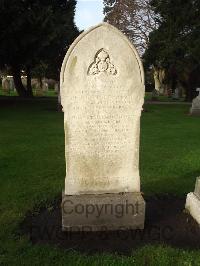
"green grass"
145,92,185,102
0,87,184,101
0,86,57,97
0,98,200,265
141,104,200,195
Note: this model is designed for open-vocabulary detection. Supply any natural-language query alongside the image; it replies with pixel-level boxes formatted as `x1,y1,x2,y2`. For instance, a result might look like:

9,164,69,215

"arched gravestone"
61,23,145,231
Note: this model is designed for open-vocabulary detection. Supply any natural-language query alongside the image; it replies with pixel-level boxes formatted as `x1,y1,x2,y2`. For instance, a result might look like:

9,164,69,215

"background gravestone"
60,23,145,231
185,177,200,225
2,77,10,94
190,88,200,116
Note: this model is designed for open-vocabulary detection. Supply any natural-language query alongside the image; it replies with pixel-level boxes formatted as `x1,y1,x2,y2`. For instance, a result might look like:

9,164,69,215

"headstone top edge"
60,22,144,86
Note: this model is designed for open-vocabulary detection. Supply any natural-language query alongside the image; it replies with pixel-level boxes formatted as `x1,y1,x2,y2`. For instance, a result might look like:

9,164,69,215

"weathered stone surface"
60,23,145,231
62,192,145,231
2,77,10,93
185,177,200,225
185,193,200,225
190,88,200,116
60,23,145,195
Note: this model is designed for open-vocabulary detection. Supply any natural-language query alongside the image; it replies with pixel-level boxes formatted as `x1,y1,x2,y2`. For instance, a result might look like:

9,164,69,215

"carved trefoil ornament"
88,48,117,75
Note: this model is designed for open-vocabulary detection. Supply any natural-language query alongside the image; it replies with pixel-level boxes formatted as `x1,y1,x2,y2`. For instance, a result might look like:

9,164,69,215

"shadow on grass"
20,195,200,255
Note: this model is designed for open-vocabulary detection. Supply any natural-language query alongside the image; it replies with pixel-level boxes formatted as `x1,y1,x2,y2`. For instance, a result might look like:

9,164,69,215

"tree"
0,0,78,97
144,0,200,101
104,0,164,98
103,0,158,55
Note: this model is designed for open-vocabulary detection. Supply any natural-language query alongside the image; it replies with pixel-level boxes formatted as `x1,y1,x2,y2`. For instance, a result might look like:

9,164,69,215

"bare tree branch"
103,0,159,55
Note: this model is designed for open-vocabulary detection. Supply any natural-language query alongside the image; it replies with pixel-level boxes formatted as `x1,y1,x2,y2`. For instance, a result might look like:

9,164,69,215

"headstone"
60,23,145,231
7,76,15,91
35,81,44,96
172,88,179,100
190,88,200,116
185,177,200,224
42,82,49,92
45,78,57,90
21,76,27,87
2,77,10,94
31,78,39,89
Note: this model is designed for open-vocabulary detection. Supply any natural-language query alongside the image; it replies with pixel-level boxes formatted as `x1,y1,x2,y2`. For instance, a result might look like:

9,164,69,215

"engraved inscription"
61,24,145,194
87,48,117,76
64,75,140,192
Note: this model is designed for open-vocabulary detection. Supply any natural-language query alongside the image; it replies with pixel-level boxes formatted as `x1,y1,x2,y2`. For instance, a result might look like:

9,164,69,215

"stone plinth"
62,192,145,231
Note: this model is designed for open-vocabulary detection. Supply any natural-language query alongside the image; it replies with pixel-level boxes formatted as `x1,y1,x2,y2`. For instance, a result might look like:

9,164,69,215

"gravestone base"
62,192,145,231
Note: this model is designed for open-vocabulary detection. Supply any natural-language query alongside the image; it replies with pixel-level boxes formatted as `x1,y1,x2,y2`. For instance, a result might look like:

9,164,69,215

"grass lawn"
0,97,200,265
0,87,58,97
144,92,185,102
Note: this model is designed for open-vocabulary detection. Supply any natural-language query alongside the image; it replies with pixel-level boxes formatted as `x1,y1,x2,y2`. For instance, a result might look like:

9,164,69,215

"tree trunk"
152,68,160,100
153,68,161,93
158,69,165,94
39,76,43,89
11,65,27,97
26,66,33,97
171,76,177,94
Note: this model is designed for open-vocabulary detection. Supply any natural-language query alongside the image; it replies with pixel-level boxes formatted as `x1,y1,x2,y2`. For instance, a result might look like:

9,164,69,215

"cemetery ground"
0,97,200,265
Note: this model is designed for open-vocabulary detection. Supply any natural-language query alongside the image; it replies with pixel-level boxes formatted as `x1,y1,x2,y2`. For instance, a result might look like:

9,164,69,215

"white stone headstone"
185,177,200,225
6,76,15,91
2,77,10,93
60,23,145,230
190,88,200,115
61,23,145,195
173,88,179,100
